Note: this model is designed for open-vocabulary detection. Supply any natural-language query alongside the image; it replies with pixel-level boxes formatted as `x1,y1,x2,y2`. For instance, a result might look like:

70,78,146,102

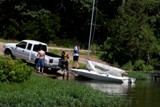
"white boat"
86,60,126,76
71,60,136,83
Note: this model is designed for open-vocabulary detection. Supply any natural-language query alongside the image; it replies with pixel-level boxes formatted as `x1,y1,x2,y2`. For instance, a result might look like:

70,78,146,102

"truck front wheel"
4,49,15,58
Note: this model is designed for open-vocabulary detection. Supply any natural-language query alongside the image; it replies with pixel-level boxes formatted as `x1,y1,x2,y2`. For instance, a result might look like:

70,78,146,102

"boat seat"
94,65,110,71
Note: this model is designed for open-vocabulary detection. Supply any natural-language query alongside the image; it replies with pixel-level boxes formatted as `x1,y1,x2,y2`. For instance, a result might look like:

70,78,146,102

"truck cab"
13,40,47,63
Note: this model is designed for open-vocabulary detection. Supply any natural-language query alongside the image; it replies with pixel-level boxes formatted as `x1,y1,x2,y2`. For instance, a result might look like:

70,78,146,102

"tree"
0,0,61,43
101,0,160,69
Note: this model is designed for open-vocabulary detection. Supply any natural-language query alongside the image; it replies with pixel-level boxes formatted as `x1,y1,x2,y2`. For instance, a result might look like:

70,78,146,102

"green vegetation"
0,55,33,83
127,71,151,80
0,38,18,43
48,49,62,56
122,60,152,80
101,0,160,71
122,60,154,72
0,74,130,107
1,0,160,71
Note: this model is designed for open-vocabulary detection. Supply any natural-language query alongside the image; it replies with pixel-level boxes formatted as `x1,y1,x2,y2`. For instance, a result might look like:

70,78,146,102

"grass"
0,38,18,43
0,73,130,107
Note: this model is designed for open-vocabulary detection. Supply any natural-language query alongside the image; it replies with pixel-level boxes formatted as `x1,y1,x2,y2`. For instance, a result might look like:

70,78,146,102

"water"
54,74,160,107
62,76,160,107
75,79,135,95
80,80,160,107
128,80,160,107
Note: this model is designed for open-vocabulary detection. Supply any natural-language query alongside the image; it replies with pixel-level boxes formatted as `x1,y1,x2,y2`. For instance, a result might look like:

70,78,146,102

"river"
128,80,160,107
56,75,160,107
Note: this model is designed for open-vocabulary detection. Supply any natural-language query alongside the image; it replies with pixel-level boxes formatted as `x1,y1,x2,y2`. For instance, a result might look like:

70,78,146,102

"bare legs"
72,61,79,68
62,70,69,80
37,67,44,74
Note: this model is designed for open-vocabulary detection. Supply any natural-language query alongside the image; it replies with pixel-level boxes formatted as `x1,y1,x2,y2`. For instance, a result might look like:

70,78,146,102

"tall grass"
0,73,130,107
0,38,18,43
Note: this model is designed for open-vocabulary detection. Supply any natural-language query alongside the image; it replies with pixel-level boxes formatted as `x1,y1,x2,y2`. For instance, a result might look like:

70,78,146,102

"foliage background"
1,0,160,70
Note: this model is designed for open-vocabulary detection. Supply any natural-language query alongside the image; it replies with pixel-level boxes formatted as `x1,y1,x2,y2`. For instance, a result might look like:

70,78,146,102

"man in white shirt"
72,43,80,68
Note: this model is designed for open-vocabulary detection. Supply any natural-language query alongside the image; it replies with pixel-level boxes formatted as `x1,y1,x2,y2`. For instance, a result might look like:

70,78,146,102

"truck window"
33,44,47,52
27,43,32,50
16,42,27,49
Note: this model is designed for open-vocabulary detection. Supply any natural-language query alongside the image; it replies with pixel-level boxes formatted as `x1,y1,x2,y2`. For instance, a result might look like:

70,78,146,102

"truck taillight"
49,59,53,63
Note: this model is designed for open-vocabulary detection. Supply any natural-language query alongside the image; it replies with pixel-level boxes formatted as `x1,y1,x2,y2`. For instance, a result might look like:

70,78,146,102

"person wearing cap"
72,43,80,68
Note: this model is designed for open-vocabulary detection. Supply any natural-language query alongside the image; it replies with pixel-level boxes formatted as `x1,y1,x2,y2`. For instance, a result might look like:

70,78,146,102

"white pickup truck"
3,40,61,71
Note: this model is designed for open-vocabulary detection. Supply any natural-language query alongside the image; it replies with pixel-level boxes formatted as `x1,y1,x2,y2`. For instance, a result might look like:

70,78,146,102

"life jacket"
61,52,69,62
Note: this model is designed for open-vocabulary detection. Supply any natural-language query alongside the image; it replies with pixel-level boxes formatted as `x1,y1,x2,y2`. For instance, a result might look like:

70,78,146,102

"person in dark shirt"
61,51,69,78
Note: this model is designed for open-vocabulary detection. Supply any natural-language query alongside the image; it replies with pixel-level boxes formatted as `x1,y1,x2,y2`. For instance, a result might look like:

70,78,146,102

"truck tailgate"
44,54,61,69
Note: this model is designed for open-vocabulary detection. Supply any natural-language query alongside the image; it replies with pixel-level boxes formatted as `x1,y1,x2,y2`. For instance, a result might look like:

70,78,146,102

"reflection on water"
129,80,160,107
85,81,135,95
76,79,135,95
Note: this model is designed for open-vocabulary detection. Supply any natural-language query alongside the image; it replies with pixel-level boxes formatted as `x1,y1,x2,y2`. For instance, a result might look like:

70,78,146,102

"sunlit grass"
0,38,18,43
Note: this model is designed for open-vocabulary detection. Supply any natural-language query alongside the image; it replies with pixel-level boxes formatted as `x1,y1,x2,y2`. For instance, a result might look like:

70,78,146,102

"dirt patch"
0,42,4,55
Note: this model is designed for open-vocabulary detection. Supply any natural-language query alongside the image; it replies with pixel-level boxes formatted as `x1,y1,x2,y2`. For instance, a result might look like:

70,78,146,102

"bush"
127,71,151,80
122,61,133,71
133,60,145,71
133,59,154,72
0,55,33,83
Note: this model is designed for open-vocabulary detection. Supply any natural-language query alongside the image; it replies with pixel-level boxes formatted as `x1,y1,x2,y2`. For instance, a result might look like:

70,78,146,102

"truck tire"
51,68,59,72
35,58,39,65
4,49,15,58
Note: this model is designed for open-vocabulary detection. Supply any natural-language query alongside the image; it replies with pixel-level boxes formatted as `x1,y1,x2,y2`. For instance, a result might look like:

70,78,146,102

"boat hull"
71,69,135,83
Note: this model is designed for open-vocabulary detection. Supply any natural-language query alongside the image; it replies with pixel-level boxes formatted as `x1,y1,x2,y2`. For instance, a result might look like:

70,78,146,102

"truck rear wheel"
51,68,59,72
35,58,39,65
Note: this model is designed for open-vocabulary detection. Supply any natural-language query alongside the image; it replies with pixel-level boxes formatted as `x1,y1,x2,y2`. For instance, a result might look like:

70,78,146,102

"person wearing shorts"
72,43,80,68
60,51,69,79
36,45,45,73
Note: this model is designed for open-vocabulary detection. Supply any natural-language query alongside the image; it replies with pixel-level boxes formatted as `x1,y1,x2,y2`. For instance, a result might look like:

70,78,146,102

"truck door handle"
22,50,24,52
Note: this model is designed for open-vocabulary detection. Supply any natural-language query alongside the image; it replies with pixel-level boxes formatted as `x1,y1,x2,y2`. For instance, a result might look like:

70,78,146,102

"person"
61,51,69,78
72,43,80,68
36,45,45,74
